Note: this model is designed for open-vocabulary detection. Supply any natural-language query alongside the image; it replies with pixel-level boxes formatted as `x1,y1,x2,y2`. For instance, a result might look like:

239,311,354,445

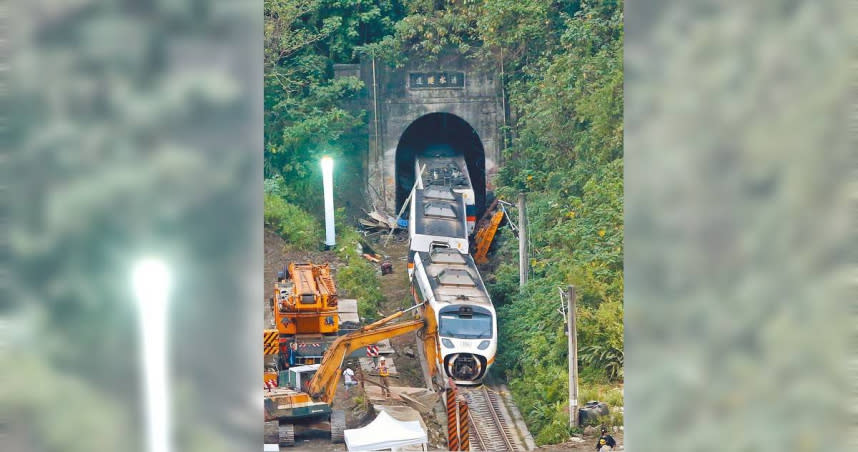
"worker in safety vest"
595,427,616,451
366,344,380,369
378,357,391,397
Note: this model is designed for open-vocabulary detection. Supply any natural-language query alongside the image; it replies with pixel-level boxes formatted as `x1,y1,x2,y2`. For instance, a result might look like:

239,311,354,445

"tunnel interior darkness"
395,113,486,220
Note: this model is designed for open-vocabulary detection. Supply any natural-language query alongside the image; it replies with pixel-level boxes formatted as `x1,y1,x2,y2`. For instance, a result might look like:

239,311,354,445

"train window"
439,309,493,339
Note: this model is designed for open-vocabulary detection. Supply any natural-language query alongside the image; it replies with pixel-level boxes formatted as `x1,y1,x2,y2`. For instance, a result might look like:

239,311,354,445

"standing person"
342,365,357,394
366,344,380,369
378,357,391,398
595,427,616,451
288,341,298,367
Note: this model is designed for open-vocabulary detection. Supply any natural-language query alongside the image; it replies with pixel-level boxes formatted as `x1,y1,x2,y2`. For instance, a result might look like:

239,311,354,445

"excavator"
264,302,442,447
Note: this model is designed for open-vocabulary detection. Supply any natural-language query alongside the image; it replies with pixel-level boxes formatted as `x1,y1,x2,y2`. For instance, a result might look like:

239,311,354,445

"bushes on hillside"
331,209,386,321
337,261,385,322
263,193,319,250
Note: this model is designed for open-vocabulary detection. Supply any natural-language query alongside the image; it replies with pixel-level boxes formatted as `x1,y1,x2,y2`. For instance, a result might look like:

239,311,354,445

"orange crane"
265,302,441,446
472,199,512,264
273,263,340,365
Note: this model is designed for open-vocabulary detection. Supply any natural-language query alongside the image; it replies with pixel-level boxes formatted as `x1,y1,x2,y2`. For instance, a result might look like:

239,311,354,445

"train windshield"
439,309,493,339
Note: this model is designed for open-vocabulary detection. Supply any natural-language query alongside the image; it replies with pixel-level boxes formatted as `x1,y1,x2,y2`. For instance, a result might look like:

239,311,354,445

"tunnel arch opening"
395,113,486,221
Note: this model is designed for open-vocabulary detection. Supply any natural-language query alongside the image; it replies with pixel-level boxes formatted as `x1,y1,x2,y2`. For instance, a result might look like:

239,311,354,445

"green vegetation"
337,262,385,320
264,193,320,250
333,210,386,320
264,0,396,211
264,0,624,444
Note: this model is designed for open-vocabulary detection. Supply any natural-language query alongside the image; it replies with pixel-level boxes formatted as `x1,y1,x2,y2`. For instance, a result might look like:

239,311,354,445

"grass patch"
337,261,384,321
579,384,624,408
333,209,385,322
264,193,319,250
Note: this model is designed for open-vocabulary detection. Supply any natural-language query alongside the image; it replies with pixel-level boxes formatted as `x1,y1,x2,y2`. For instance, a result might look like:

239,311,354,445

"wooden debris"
362,253,381,263
360,210,402,231
399,392,432,414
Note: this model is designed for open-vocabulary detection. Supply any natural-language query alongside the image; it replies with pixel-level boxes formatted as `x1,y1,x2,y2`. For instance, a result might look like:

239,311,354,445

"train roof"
413,188,467,239
416,156,472,190
415,248,493,308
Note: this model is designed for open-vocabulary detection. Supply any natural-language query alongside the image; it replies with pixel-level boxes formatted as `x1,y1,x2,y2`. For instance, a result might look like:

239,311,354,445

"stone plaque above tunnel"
409,72,465,89
341,51,503,215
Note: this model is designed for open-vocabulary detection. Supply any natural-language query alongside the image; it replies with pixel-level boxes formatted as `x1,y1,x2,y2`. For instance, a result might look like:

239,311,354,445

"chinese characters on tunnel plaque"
409,72,465,89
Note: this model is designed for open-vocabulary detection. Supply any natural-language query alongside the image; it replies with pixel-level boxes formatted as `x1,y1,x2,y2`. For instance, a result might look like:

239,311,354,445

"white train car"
415,154,477,234
411,247,497,384
408,186,469,270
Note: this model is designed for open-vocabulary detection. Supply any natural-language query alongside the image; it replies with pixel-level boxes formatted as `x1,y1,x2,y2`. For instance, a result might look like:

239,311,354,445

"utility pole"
567,285,579,428
518,192,528,288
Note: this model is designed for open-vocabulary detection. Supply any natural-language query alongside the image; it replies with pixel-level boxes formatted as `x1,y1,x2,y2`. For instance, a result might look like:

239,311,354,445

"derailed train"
407,151,497,385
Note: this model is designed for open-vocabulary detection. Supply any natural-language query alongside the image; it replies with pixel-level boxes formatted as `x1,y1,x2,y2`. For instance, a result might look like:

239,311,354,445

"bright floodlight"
134,259,170,305
321,155,334,173
133,258,172,452
321,156,335,247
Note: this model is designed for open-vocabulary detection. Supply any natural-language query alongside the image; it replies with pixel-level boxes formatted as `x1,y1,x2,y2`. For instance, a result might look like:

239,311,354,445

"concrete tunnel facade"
333,51,504,220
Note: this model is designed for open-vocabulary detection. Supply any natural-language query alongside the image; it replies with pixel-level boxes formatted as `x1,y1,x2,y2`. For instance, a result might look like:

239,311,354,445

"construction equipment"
273,263,340,365
472,199,513,264
264,302,442,447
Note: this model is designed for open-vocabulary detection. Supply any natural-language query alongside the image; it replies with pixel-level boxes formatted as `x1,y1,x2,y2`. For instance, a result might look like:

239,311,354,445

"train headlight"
477,340,491,350
442,338,454,348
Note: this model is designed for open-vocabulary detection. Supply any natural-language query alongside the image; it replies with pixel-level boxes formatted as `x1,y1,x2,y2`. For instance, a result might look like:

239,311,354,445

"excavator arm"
306,303,440,404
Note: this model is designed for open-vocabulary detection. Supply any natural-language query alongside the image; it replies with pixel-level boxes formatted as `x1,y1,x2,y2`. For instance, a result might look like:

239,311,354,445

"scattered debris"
362,253,381,263
375,338,395,354
338,299,360,331
399,392,432,414
360,209,402,230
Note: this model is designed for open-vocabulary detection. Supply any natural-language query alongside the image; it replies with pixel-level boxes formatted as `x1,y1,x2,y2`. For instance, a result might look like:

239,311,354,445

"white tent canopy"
344,411,428,451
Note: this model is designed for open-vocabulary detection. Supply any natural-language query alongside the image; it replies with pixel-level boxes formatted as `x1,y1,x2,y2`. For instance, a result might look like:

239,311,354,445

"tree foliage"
264,0,401,211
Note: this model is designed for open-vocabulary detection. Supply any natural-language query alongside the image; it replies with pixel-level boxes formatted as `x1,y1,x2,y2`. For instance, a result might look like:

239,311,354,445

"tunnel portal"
332,52,502,213
395,113,486,218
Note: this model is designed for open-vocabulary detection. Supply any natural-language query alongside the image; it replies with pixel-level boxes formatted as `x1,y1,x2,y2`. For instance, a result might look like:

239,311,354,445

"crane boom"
306,304,440,404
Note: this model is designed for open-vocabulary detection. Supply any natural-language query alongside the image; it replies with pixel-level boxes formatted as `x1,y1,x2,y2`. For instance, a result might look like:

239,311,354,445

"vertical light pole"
321,156,336,248
133,259,172,452
567,285,579,428
518,192,528,288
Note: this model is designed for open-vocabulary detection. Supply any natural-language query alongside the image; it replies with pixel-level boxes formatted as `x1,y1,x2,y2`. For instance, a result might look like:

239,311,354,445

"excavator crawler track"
330,410,346,443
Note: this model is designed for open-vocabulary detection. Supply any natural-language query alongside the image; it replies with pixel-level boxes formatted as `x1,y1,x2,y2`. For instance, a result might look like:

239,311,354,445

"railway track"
462,385,521,451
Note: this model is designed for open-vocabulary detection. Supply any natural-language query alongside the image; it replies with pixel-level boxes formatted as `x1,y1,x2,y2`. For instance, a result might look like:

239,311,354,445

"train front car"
411,247,497,384
415,155,476,234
